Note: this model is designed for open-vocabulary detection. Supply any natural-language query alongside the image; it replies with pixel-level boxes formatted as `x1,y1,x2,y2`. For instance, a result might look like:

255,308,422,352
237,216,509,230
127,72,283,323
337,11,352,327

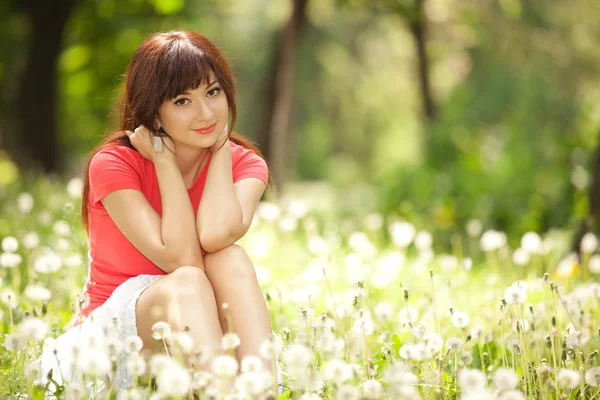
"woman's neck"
174,143,211,188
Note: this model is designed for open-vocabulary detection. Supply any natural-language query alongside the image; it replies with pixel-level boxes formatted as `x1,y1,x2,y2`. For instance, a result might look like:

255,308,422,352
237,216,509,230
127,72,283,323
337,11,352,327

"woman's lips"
193,122,217,135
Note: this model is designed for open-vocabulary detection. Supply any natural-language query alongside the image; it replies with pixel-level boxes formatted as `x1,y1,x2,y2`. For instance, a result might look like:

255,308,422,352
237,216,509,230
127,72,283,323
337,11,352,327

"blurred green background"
1,0,599,249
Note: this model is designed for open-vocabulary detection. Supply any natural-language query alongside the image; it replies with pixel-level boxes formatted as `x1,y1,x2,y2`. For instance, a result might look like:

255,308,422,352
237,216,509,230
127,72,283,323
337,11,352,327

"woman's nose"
195,99,215,121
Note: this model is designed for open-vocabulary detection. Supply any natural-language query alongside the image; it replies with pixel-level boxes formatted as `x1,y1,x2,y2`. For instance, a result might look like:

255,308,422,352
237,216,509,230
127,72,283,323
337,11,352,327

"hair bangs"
159,40,217,102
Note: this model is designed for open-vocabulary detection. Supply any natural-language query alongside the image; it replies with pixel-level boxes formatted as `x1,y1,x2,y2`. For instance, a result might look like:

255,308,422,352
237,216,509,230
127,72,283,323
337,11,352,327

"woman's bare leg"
204,244,273,371
135,266,224,368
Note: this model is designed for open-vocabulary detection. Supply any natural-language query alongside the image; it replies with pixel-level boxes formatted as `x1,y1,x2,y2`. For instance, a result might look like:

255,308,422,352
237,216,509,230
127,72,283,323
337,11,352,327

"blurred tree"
9,0,79,173
258,0,309,194
338,0,437,121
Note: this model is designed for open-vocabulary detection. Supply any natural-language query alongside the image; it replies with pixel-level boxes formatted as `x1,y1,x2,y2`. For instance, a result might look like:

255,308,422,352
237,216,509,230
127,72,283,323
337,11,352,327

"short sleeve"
232,144,269,185
89,147,143,206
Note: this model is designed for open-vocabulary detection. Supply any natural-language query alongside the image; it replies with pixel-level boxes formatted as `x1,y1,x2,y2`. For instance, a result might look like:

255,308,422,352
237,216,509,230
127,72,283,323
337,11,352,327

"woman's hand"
125,126,176,163
209,124,229,153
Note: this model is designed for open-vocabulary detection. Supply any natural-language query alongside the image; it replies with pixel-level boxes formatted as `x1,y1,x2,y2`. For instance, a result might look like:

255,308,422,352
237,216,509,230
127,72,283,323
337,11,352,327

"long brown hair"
81,30,266,234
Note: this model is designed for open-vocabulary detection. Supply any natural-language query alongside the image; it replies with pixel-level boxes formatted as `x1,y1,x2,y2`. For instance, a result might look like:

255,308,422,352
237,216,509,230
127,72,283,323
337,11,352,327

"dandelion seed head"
446,337,464,353
558,368,580,389
399,306,418,325
414,231,433,251
581,233,598,253
361,379,384,399
323,359,353,384
18,317,48,342
4,333,26,352
17,193,34,214
126,354,147,376
33,251,62,274
504,286,526,304
336,385,361,400
451,310,470,328
22,232,40,249
67,177,83,198
458,368,486,391
156,363,191,397
389,221,416,248
235,371,272,395
585,366,600,387
590,255,600,274
466,219,482,237
125,335,144,354
1,236,19,253
423,332,444,354
64,254,83,268
282,343,313,369
240,355,264,373
0,252,22,268
512,248,530,266
221,332,241,351
480,230,506,252
151,321,171,340
470,325,484,339
493,367,518,391
259,334,284,359
52,220,71,237
308,235,328,256
149,353,175,375
211,354,239,378
24,284,52,302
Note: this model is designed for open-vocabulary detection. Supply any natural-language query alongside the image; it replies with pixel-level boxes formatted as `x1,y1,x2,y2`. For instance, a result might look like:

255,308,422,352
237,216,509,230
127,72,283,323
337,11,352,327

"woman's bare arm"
101,129,204,273
197,140,266,253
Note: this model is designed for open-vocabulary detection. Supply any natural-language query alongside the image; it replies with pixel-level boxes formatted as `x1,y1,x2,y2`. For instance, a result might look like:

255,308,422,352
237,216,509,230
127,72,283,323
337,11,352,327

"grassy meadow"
1,174,600,400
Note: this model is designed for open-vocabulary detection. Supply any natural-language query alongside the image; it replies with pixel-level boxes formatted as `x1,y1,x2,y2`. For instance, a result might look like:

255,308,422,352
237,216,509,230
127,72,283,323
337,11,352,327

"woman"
39,30,282,396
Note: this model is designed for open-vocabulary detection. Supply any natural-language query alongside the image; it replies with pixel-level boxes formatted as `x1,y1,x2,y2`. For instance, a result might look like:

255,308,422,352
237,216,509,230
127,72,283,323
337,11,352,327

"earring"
153,136,163,153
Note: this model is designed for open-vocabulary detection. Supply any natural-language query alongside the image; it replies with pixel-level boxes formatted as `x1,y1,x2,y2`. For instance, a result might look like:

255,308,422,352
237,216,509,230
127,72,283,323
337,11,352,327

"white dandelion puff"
17,317,48,342
151,321,171,340
361,379,383,399
451,311,470,328
1,236,19,253
557,368,580,389
221,332,241,350
399,306,419,325
22,232,40,249
240,355,264,373
585,366,600,387
493,367,518,391
211,354,239,378
504,286,526,304
520,232,541,254
581,233,598,254
156,363,191,397
17,193,34,214
458,368,486,391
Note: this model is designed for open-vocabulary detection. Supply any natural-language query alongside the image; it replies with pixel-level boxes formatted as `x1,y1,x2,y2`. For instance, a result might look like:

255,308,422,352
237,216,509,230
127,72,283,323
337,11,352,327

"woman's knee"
204,244,256,279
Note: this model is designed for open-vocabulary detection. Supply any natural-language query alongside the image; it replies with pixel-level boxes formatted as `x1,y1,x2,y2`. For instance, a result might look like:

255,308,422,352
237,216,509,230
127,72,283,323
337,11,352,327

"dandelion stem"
322,257,340,320
429,270,441,337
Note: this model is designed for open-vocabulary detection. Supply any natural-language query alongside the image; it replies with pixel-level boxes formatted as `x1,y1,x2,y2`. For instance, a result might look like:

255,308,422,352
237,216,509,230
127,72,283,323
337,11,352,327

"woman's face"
156,72,229,150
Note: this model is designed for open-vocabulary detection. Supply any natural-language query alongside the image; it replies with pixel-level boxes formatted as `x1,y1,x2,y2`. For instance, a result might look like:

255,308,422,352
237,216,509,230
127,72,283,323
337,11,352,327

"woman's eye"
207,88,221,97
174,98,189,106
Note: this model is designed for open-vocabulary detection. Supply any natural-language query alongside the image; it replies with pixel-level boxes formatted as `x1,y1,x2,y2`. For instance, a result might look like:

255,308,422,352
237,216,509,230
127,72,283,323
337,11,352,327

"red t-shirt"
74,141,268,325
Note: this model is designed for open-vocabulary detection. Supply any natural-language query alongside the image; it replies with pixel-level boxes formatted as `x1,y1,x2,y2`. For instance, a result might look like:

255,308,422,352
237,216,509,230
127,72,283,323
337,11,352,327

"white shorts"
37,274,284,397
39,274,163,393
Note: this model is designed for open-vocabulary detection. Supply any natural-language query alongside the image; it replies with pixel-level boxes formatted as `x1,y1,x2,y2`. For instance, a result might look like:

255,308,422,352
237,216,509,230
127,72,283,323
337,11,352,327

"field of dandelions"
1,175,600,400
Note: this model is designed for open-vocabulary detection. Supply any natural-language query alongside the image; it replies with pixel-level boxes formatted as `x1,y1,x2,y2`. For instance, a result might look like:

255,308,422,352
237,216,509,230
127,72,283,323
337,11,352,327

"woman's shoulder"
92,145,145,166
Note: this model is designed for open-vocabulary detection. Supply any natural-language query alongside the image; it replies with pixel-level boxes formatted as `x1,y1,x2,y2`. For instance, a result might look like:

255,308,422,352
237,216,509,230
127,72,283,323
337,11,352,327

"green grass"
1,173,600,399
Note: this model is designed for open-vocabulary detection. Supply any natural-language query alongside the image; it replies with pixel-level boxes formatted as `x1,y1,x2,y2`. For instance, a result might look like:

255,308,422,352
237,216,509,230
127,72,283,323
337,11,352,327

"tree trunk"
11,0,77,174
573,133,600,253
260,0,309,195
408,0,437,121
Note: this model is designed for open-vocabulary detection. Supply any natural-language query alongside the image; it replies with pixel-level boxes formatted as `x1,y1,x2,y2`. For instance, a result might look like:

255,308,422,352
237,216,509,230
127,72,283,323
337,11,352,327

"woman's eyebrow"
178,80,219,96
